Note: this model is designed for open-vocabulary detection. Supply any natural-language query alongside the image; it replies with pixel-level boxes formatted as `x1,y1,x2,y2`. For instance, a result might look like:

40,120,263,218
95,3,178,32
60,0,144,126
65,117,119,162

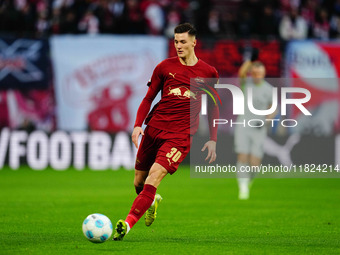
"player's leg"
133,126,165,210
145,163,168,227
113,126,159,241
113,163,167,241
113,129,191,240
134,168,163,226
234,126,251,199
249,155,261,176
243,129,266,198
125,163,167,228
144,134,190,228
236,153,251,200
134,169,149,194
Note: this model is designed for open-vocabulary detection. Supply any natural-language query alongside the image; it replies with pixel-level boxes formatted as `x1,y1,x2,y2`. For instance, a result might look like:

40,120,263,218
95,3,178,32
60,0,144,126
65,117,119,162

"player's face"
174,32,196,59
251,65,266,84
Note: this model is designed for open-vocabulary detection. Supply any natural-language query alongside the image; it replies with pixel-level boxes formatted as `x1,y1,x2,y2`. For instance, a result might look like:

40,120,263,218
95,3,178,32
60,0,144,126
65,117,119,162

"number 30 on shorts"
166,147,182,162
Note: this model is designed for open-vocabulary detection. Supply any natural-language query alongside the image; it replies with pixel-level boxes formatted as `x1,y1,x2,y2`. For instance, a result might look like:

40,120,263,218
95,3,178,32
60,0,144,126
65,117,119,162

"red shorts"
135,125,192,174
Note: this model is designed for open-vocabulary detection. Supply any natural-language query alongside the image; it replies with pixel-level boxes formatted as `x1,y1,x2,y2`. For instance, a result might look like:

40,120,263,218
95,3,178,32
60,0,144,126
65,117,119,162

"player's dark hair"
174,23,197,37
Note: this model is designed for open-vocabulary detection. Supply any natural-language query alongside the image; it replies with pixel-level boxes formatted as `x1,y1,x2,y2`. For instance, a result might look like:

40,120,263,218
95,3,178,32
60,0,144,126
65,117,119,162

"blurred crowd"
0,0,340,40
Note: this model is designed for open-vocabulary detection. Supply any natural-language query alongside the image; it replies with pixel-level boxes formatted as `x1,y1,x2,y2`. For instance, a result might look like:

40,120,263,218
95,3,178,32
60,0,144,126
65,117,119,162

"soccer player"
113,23,219,240
235,58,274,200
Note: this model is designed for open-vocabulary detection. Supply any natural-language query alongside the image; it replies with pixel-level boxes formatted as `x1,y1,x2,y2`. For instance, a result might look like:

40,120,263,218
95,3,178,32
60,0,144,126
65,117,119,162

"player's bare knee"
238,154,249,164
146,172,162,185
134,170,148,186
249,155,261,166
133,174,144,188
145,165,167,187
133,179,144,188
250,157,261,167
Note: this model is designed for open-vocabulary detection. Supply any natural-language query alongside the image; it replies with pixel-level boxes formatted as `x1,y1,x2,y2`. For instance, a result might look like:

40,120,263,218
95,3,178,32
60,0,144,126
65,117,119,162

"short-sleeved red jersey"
135,56,219,139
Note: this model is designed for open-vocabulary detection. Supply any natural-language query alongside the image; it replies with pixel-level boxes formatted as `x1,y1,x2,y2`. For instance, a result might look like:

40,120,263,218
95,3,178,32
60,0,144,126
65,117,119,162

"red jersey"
134,56,219,140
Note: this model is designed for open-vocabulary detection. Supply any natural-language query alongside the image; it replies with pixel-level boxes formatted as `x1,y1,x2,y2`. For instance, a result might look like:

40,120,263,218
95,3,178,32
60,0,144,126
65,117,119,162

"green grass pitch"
0,166,339,255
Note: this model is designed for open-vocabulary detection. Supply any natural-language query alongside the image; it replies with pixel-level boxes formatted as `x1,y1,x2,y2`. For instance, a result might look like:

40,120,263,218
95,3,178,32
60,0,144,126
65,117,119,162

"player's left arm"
201,68,219,163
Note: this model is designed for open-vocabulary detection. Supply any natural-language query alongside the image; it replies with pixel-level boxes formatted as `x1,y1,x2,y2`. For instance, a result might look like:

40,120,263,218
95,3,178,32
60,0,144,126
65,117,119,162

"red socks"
125,184,156,229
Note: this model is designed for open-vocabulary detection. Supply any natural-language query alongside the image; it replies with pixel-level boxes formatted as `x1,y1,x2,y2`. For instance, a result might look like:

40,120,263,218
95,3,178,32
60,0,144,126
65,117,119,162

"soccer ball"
82,213,113,243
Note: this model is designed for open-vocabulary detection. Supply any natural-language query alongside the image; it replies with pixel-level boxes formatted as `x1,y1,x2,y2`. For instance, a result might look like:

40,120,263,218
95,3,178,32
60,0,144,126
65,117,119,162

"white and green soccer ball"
82,213,113,243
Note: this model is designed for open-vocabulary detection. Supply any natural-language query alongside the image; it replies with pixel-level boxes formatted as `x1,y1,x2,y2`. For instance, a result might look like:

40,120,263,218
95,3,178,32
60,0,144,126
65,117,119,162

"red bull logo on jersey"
183,90,197,99
168,86,197,100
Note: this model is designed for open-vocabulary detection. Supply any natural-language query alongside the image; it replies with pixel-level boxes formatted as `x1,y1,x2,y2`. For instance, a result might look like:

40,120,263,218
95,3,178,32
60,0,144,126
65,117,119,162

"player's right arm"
238,60,252,91
239,49,258,90
201,67,219,163
132,63,163,148
238,60,252,78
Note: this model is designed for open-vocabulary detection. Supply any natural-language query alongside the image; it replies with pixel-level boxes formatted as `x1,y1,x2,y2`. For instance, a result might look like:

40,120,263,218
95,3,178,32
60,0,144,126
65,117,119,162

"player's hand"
201,140,216,163
131,126,144,149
